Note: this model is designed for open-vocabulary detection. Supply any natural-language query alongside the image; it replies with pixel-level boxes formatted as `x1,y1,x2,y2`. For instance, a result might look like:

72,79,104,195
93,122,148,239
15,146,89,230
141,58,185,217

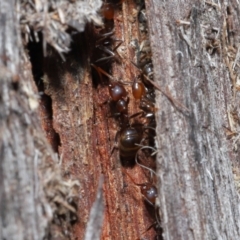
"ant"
132,76,146,100
123,167,161,239
93,28,123,64
130,71,156,124
92,1,123,65
123,143,161,235
91,64,155,166
117,120,156,167
91,64,129,120
125,170,157,205
101,2,115,21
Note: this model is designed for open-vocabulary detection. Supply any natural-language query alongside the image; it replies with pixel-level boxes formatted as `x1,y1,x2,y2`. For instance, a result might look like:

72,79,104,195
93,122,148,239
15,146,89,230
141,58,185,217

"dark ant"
142,62,154,81
118,124,143,163
93,0,123,65
92,2,122,64
91,64,129,118
123,168,157,205
123,163,161,239
94,29,123,64
139,95,156,120
91,64,155,165
131,39,154,85
117,114,156,167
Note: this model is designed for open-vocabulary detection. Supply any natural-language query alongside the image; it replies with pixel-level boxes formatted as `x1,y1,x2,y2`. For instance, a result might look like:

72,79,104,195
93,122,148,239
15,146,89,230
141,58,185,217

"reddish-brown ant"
91,65,125,93
101,3,115,20
100,0,125,21
132,77,146,100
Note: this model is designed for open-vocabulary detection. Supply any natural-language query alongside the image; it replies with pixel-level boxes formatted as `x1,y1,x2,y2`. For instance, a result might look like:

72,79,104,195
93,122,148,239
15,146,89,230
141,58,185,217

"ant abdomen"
119,126,142,160
132,81,146,100
101,3,114,20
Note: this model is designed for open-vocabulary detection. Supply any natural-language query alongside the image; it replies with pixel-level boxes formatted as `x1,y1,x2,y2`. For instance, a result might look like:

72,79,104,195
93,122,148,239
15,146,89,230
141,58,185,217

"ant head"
140,184,157,205
109,81,127,101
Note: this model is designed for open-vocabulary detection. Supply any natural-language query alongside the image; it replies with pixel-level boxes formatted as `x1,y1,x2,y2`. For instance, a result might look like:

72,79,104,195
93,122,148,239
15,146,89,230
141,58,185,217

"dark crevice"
27,32,61,154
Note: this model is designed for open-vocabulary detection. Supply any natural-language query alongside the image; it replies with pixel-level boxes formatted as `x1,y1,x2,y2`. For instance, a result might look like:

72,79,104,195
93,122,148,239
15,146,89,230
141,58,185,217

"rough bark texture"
2,0,240,240
145,0,240,239
0,2,81,239
0,1,51,239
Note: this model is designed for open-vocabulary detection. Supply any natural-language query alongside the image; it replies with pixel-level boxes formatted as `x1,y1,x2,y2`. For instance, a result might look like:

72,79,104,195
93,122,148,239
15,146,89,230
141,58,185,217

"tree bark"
0,1,81,239
0,1,52,239
2,0,240,240
146,0,240,239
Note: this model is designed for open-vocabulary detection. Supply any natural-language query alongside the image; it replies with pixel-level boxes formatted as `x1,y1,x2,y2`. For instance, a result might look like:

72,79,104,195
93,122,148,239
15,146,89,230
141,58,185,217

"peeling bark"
0,1,51,239
145,0,240,239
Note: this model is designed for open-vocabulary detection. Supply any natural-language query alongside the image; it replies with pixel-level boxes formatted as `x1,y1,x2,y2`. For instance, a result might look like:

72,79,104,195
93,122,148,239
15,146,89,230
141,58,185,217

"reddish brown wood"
41,1,157,239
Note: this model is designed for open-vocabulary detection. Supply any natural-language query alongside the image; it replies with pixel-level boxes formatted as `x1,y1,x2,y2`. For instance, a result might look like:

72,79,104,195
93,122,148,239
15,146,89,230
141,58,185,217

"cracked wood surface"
43,1,156,238
145,0,240,239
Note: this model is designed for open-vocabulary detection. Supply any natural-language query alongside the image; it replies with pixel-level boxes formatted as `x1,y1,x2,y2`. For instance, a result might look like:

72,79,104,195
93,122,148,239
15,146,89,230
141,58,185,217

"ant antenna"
135,144,158,156
129,60,190,113
91,63,115,80
155,212,161,230
134,145,157,176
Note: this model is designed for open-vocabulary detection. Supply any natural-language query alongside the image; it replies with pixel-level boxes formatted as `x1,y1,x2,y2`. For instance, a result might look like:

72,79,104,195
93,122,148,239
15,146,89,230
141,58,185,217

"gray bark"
0,1,49,239
146,0,240,239
0,1,60,239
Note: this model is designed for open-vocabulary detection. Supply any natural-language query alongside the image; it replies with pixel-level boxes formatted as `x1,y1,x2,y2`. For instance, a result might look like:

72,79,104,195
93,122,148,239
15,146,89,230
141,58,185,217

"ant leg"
95,40,123,63
134,146,157,177
155,206,161,229
96,30,115,45
111,130,119,155
140,222,156,235
112,39,123,51
129,111,144,119
91,64,115,81
95,46,115,63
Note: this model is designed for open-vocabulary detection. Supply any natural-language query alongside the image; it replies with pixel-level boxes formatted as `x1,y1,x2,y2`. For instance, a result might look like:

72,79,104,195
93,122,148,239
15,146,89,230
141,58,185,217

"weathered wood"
0,1,84,239
41,1,158,239
145,0,240,239
0,1,51,239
